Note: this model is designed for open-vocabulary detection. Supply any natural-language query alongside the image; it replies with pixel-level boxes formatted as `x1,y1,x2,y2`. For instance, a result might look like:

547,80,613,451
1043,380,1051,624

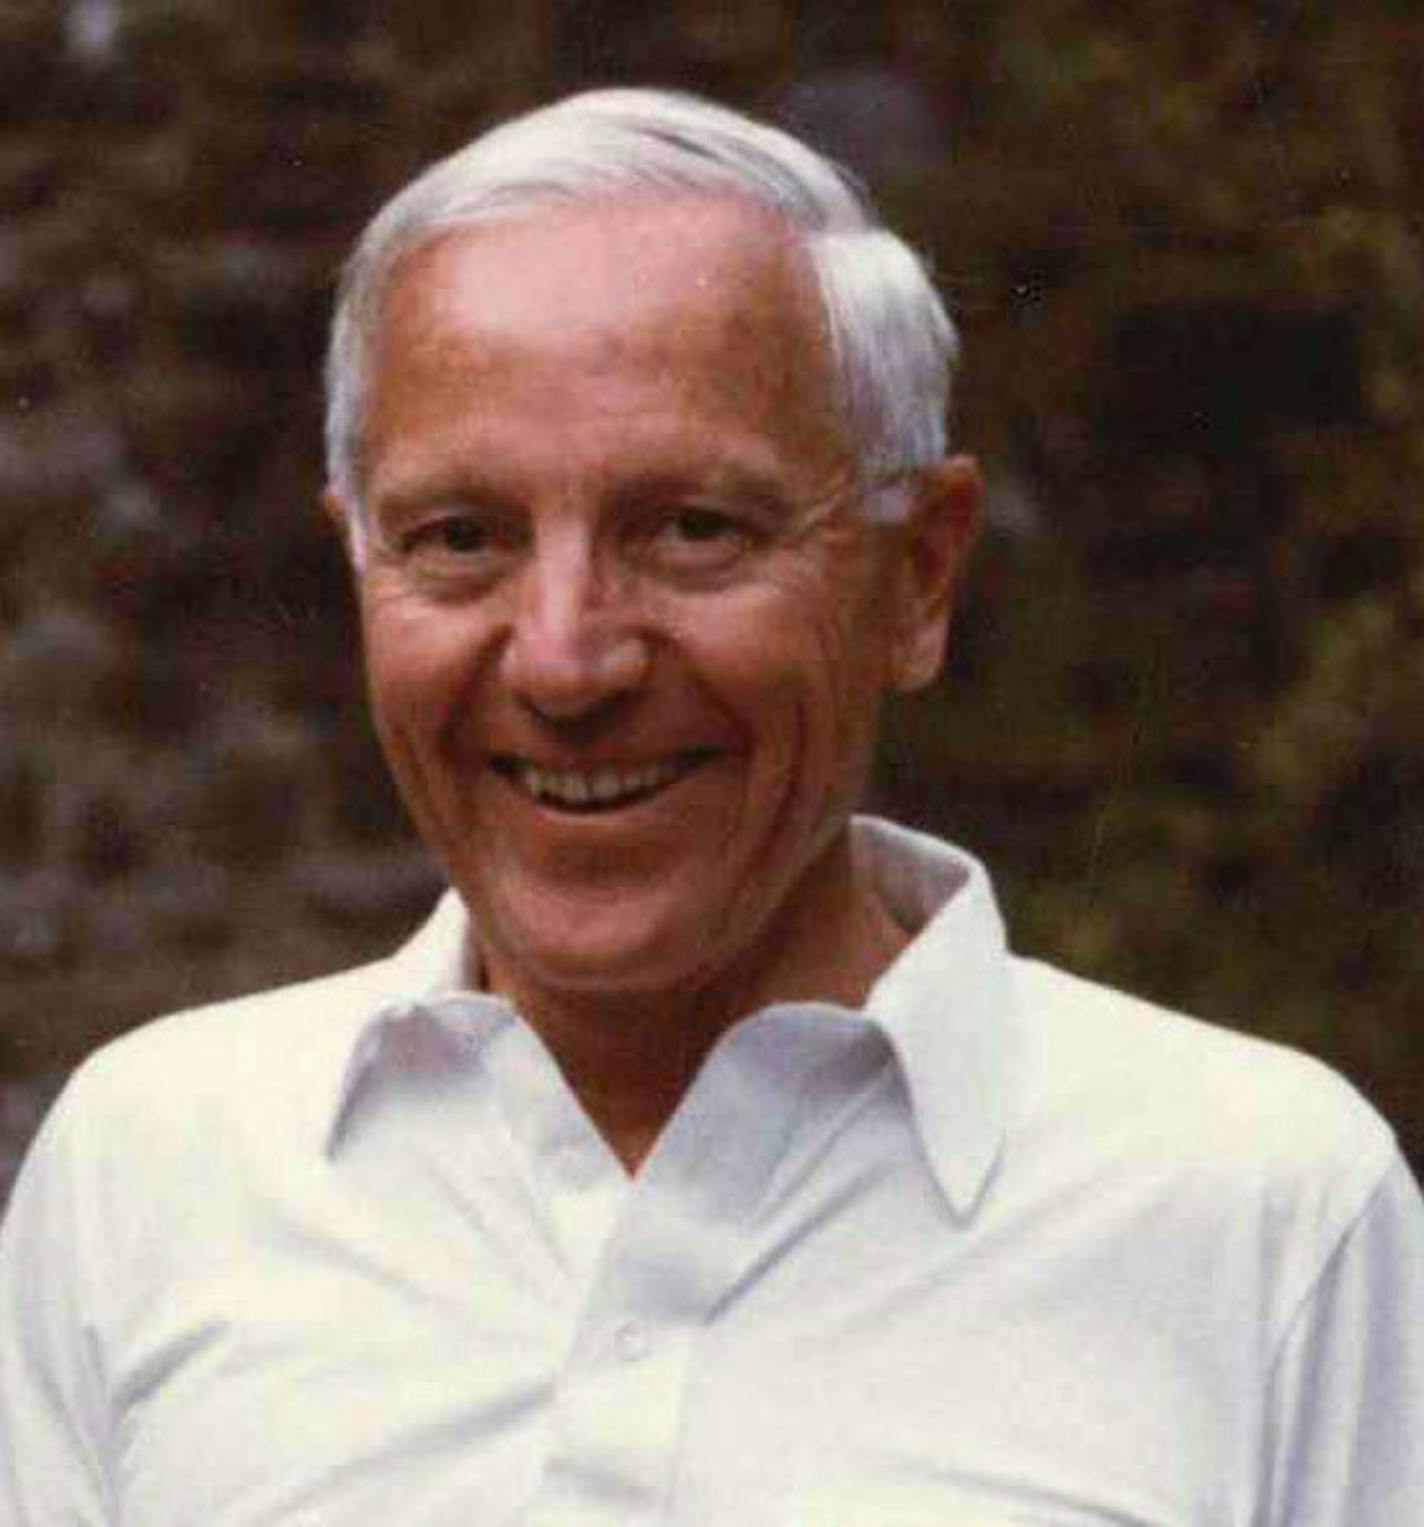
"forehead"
393,192,817,330
364,194,847,485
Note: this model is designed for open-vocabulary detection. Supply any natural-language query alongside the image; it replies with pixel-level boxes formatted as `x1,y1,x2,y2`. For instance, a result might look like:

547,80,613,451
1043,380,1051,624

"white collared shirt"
3,819,1422,1525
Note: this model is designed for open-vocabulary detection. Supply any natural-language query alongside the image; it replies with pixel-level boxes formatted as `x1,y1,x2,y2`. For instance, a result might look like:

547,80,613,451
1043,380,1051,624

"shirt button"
613,1319,650,1363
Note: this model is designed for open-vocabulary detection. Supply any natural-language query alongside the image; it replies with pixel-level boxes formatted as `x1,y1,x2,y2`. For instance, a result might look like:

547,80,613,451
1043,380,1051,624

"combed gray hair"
324,88,959,525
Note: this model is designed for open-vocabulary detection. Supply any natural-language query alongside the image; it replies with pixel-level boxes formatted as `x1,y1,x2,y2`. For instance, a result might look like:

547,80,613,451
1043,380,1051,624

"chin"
479,886,726,1001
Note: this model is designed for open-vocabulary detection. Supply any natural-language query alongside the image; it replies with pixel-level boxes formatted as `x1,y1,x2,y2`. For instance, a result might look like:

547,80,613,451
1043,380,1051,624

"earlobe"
889,454,983,693
320,486,348,538
320,487,364,567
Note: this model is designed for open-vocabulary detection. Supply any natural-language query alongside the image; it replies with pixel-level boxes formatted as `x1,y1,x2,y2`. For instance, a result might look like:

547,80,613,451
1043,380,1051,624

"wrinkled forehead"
376,191,827,361
364,193,851,476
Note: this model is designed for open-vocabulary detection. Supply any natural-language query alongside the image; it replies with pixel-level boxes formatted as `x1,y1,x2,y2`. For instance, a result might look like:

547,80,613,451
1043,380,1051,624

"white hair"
324,88,959,527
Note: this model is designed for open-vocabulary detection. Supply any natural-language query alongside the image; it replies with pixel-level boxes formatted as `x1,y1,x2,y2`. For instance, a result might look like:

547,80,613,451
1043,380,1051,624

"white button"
613,1319,650,1362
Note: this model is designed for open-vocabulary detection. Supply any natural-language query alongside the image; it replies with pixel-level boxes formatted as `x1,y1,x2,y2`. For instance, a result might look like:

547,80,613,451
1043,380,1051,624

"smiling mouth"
492,752,715,814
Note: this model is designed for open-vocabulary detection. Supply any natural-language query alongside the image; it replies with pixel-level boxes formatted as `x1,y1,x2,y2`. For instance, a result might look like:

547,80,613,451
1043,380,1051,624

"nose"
500,537,650,721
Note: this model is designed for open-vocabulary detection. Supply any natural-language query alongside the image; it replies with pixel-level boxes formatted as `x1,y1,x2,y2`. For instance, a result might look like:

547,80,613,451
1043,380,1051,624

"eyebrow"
372,456,802,523
614,463,796,515
368,474,519,525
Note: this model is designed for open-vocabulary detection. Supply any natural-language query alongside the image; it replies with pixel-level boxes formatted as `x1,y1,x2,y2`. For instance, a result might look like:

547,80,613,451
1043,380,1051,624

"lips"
492,751,715,813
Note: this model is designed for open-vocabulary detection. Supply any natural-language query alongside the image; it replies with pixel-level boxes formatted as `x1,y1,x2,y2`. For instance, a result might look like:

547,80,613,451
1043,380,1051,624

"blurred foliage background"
1,0,1421,1189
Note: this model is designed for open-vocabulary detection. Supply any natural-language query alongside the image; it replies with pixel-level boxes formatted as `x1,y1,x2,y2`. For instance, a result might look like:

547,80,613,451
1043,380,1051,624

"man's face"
349,195,958,1010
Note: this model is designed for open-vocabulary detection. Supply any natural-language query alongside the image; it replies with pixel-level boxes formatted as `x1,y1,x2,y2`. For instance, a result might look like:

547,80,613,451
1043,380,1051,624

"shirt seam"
46,1070,123,1512
1249,1143,1399,1525
1264,1136,1401,1382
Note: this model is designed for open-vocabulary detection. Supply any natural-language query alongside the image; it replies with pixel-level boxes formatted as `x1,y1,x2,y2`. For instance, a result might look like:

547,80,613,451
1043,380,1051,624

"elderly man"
3,89,1422,1525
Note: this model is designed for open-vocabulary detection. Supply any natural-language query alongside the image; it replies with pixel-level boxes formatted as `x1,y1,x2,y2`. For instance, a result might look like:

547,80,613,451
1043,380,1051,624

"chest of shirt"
100,1094,1254,1527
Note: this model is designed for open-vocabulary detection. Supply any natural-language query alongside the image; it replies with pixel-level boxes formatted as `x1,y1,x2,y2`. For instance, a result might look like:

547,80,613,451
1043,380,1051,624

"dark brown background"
2,0,1421,1194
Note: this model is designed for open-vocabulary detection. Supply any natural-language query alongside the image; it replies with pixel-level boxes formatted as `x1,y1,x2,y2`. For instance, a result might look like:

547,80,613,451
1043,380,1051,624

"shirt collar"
318,890,511,1152
316,817,1010,1214
854,817,1009,1217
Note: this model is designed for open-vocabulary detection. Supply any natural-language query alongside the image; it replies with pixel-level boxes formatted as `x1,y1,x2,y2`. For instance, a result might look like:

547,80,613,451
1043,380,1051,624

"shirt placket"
523,1005,881,1527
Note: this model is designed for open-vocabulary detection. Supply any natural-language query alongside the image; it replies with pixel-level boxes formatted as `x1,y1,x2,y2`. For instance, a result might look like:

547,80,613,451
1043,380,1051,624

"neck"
477,830,909,1172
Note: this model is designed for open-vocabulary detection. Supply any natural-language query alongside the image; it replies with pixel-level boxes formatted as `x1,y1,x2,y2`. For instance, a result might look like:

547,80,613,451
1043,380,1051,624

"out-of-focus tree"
1,0,1419,1179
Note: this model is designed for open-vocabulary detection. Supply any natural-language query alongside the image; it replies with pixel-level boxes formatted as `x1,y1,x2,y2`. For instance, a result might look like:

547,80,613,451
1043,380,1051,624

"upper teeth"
519,760,683,807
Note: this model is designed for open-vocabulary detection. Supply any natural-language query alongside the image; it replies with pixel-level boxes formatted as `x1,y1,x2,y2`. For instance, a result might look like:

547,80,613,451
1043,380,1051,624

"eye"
667,505,740,542
409,515,492,556
385,505,522,594
640,502,762,577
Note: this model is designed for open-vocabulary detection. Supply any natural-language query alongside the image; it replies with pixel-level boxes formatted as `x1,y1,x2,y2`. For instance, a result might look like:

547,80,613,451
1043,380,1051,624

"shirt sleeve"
1261,1150,1424,1526
0,1086,113,1525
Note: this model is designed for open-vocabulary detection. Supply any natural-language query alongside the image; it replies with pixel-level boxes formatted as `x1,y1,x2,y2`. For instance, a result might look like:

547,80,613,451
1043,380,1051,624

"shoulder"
1006,956,1397,1248
0,957,409,1363
1011,956,1391,1156
101,955,386,1061
30,957,393,1183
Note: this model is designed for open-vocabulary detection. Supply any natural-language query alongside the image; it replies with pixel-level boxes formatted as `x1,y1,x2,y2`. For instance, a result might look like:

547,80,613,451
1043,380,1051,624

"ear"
886,454,982,693
320,486,365,568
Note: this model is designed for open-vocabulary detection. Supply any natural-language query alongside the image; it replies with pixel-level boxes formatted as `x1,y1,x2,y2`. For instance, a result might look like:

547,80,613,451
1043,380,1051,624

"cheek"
359,596,484,747
802,600,894,804
361,580,452,686
706,577,888,778
362,623,425,730
794,556,894,714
